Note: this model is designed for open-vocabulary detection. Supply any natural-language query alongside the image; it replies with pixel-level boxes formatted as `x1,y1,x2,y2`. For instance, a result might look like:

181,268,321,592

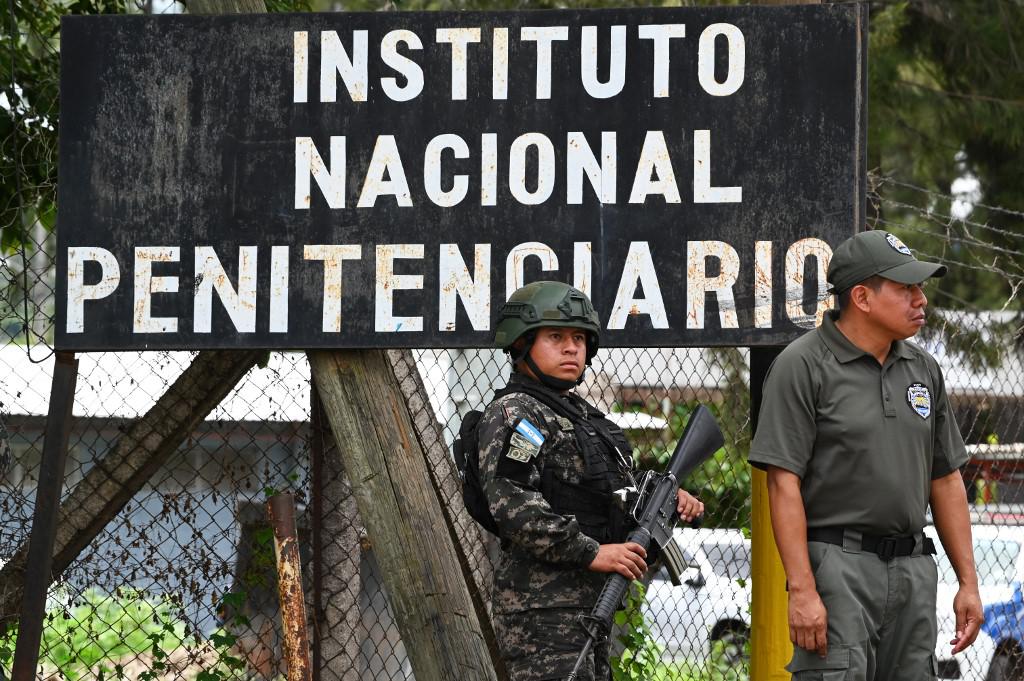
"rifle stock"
565,405,724,681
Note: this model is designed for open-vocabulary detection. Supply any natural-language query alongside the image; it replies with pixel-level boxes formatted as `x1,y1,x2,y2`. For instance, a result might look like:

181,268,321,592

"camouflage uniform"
479,373,631,681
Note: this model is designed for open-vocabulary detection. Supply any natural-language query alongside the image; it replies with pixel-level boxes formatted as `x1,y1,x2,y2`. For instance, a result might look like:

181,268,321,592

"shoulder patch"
515,418,545,448
907,382,931,419
502,417,545,463
504,445,534,462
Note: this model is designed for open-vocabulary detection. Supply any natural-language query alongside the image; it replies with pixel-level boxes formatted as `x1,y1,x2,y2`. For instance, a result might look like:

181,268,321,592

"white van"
642,527,751,664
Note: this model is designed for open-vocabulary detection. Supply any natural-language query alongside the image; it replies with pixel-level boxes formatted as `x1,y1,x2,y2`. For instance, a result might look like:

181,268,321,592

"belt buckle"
876,537,898,561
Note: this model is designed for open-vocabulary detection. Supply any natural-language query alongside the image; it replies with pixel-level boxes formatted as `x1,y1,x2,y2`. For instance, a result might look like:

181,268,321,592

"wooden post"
385,350,503,673
310,388,364,681
11,352,78,681
308,350,498,681
310,385,325,681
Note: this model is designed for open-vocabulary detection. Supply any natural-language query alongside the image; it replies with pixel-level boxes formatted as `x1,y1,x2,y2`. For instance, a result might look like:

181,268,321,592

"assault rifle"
566,405,725,681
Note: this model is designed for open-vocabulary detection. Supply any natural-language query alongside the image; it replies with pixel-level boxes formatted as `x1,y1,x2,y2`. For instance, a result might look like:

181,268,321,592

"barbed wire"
5,0,35,359
877,193,1024,248
869,172,1024,313
873,217,1024,280
877,175,1024,223
3,1,58,362
879,195,1024,247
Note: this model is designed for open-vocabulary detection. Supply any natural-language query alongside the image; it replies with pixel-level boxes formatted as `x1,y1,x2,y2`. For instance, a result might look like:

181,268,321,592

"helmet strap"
509,330,535,365
522,353,578,391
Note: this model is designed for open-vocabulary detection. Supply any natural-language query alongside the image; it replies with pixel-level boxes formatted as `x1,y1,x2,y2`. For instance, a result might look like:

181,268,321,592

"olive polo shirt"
749,310,968,535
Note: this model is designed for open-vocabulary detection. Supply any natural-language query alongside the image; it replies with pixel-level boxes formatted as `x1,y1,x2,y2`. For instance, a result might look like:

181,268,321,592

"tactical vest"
456,380,635,544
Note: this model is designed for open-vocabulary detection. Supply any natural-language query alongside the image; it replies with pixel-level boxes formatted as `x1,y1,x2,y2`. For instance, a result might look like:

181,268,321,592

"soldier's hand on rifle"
676,490,704,522
588,542,647,579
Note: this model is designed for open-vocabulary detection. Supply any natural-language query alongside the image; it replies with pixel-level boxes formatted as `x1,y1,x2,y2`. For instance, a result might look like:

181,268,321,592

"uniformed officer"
749,230,983,680
478,281,703,681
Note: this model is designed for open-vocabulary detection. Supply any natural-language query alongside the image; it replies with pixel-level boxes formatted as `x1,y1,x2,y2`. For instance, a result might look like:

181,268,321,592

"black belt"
807,527,936,561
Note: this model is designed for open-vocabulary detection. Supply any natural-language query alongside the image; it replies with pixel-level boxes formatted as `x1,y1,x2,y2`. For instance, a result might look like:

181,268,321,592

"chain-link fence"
0,342,757,681
3,300,1024,680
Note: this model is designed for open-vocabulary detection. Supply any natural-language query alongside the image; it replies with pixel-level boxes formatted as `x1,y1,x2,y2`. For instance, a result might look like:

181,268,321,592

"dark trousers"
787,539,939,681
494,607,611,681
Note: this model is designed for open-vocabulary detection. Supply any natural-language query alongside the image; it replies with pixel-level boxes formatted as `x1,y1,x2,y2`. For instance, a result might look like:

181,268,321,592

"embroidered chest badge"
886,233,912,256
906,383,931,419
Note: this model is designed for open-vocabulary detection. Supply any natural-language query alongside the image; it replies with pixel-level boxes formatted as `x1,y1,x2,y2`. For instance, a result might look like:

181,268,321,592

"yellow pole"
750,467,791,680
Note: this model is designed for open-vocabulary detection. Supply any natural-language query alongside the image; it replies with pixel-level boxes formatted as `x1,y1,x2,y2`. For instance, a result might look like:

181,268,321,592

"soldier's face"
525,327,587,382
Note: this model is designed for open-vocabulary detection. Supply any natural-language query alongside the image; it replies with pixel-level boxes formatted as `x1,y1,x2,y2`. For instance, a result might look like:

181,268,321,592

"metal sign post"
11,352,78,681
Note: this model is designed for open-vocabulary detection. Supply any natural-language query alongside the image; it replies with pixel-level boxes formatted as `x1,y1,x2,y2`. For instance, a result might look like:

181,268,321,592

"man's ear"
849,284,872,313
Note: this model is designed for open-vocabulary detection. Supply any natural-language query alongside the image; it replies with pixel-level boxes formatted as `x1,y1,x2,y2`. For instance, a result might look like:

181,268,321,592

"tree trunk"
308,350,497,681
0,349,263,625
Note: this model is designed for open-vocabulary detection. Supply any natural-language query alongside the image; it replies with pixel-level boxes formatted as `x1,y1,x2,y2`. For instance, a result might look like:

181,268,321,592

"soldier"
478,281,703,681
749,231,983,680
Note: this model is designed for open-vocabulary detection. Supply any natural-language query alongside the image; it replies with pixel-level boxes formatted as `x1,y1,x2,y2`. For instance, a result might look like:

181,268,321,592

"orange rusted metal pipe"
267,493,312,681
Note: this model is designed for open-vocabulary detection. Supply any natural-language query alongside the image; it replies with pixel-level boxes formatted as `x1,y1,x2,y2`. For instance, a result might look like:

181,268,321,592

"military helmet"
494,281,601,362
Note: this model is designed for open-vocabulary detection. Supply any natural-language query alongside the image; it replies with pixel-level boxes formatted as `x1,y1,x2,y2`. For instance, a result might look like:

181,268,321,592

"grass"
613,656,748,681
0,589,186,680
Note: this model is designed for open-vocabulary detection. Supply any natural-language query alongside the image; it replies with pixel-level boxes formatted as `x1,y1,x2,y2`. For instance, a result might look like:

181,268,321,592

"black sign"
57,5,866,350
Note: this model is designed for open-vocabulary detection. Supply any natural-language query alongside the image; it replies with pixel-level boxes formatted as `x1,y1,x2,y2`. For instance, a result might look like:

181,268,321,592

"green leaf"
210,631,237,648
218,591,247,610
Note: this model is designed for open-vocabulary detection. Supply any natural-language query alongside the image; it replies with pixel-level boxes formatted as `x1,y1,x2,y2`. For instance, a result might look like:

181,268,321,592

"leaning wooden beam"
385,350,505,675
0,349,265,624
308,350,498,681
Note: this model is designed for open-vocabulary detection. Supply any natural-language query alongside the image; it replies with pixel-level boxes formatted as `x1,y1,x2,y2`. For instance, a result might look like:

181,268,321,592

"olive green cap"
827,231,947,295
494,281,600,359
